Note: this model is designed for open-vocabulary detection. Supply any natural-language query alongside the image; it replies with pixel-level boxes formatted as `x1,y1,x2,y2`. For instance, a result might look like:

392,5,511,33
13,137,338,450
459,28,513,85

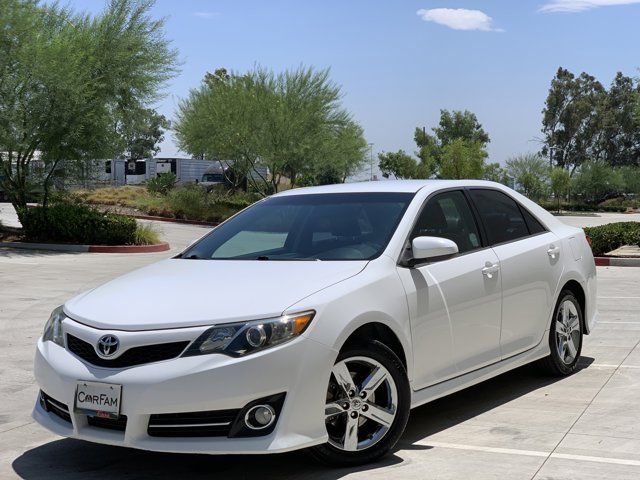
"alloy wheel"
555,299,581,365
324,356,398,451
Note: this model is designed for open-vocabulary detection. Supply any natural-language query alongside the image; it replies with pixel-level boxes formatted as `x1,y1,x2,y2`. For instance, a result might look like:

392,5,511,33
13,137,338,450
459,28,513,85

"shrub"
20,204,137,245
167,185,209,220
583,222,640,256
134,223,161,245
539,202,627,213
147,172,176,195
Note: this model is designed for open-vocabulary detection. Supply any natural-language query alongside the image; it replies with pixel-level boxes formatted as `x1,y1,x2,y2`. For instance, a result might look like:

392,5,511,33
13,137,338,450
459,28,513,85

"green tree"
0,0,177,212
439,139,487,180
596,72,640,167
573,160,624,204
541,67,605,171
378,150,418,179
483,162,510,185
175,66,366,194
506,153,549,199
124,109,170,161
432,109,490,147
412,109,490,179
618,166,640,195
549,167,571,212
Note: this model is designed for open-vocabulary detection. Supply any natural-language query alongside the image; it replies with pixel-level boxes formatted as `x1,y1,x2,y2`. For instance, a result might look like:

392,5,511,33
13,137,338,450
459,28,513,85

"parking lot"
1,208,640,479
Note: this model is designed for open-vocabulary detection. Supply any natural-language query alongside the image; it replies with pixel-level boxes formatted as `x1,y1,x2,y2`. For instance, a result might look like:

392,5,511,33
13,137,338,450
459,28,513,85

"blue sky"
63,0,640,167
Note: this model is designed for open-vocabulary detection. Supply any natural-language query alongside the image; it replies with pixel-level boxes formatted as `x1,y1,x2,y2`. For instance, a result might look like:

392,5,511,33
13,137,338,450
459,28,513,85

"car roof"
273,179,509,196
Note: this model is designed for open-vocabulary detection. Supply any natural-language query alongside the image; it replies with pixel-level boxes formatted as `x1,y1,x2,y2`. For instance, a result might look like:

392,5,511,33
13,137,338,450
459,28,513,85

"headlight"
43,305,65,347
183,311,315,357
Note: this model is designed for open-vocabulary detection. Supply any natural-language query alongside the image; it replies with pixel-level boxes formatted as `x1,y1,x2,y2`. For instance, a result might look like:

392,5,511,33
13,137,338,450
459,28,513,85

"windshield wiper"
183,253,204,260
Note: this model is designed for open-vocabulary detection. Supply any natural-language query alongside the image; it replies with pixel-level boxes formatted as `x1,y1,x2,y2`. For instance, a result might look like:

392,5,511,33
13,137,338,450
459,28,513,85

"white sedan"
33,180,597,466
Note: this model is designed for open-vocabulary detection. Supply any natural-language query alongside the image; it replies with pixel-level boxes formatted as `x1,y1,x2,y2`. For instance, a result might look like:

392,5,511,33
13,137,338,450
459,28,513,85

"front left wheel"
309,340,410,466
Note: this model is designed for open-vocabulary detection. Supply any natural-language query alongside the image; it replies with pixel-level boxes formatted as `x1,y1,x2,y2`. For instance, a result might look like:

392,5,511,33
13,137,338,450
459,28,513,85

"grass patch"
134,223,161,245
72,185,258,223
71,186,149,208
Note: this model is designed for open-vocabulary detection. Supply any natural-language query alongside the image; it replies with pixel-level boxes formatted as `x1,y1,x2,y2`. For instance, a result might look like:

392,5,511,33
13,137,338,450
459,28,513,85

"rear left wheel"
540,291,583,376
309,340,410,466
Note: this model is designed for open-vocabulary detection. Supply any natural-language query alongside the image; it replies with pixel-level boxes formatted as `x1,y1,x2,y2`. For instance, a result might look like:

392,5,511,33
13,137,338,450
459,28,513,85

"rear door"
468,189,564,358
397,190,502,390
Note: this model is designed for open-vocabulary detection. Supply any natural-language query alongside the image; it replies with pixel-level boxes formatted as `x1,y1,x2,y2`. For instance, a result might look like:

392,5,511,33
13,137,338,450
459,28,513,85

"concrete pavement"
1,204,640,479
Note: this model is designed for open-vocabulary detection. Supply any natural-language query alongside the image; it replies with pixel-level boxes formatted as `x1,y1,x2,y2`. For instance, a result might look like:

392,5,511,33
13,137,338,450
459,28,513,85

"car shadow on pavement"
11,358,594,480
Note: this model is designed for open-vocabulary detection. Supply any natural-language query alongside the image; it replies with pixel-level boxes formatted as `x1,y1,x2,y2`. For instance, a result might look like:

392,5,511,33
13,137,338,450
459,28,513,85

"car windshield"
181,192,414,261
202,173,224,182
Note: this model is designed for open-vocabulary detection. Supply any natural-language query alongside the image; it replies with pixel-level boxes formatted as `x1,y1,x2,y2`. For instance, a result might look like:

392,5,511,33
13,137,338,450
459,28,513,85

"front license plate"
74,381,122,419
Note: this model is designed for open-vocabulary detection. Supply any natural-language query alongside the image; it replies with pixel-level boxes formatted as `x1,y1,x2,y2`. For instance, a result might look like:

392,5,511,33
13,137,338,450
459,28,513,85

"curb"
126,214,219,227
595,256,640,267
0,241,170,254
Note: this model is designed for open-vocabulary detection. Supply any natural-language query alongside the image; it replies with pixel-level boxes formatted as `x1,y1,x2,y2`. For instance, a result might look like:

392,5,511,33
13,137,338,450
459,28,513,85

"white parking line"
598,296,640,299
589,364,640,369
420,441,640,467
598,321,640,324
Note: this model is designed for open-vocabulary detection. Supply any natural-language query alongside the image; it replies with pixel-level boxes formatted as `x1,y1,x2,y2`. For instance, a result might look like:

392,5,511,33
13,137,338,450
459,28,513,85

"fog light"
244,404,276,430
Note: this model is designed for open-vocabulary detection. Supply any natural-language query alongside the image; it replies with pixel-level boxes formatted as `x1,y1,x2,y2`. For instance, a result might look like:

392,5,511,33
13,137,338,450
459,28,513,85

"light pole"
368,143,374,181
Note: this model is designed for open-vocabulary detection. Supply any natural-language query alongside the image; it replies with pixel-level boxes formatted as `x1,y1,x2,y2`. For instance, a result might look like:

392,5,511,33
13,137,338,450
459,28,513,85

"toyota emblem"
96,334,120,357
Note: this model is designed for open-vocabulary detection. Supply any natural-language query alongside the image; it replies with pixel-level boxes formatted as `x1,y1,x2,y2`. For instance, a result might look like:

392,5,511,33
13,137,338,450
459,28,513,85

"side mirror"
409,236,458,265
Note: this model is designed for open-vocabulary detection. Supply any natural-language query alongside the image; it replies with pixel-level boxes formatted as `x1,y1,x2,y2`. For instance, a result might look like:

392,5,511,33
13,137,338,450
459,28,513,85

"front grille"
66,334,189,369
87,415,128,431
147,409,240,437
40,391,72,423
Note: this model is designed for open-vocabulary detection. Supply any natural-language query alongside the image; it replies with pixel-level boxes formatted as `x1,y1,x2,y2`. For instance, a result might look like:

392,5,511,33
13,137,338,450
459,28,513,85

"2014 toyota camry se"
33,180,597,466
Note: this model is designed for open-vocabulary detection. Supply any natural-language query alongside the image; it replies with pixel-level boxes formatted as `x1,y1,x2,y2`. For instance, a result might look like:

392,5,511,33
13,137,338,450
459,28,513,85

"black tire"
309,340,410,467
539,290,583,376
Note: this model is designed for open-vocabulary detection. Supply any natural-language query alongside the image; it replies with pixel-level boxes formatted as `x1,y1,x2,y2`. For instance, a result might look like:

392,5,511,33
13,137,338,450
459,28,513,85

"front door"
397,190,502,390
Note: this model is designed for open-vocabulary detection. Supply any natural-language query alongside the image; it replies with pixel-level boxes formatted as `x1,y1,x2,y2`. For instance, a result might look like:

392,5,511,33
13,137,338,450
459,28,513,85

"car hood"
64,259,367,331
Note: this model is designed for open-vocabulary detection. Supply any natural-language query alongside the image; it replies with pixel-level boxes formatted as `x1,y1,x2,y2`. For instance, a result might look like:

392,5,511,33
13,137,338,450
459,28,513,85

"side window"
469,189,529,245
411,191,481,254
522,208,546,235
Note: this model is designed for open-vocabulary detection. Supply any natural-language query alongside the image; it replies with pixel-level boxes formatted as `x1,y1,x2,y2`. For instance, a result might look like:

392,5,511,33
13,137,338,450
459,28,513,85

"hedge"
583,222,640,256
540,202,627,213
19,204,137,245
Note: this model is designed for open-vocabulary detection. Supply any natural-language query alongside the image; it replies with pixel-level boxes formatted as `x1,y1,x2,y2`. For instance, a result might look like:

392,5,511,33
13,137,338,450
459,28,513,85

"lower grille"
66,334,189,368
87,415,128,431
40,391,72,423
147,409,240,437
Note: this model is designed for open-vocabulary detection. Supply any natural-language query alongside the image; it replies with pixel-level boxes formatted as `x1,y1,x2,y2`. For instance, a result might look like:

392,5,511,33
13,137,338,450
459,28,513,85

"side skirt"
409,333,551,410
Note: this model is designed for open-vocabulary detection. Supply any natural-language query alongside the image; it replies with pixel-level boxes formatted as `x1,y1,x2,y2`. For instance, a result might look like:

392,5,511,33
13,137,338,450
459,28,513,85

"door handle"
482,262,500,278
547,245,560,259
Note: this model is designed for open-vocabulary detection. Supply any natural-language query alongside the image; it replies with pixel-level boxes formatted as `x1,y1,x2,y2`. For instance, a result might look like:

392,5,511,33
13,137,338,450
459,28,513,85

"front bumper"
33,332,336,454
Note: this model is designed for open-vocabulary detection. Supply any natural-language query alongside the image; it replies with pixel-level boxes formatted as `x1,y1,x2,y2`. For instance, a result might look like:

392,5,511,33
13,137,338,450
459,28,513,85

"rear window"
521,208,546,234
468,189,529,245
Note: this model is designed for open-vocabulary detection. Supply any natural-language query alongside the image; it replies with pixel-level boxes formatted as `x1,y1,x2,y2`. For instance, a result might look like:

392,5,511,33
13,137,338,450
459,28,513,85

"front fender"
288,256,414,381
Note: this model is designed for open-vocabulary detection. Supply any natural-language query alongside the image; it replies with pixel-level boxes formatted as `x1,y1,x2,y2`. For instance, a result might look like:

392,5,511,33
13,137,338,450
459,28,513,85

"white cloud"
416,8,503,32
194,12,219,19
539,0,640,13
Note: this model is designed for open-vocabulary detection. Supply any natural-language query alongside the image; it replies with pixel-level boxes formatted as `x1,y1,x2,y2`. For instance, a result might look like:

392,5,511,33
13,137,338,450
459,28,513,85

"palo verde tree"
175,66,367,194
505,153,549,200
0,0,177,214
